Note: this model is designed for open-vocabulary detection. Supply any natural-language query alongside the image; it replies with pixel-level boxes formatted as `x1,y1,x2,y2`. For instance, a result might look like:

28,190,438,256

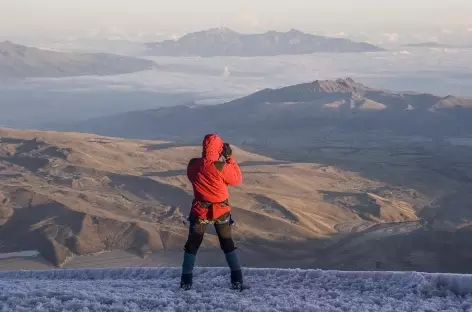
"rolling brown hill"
0,127,428,266
0,128,471,273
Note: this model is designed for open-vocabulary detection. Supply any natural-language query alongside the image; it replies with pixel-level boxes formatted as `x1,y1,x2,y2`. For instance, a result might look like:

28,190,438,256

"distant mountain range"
144,28,384,57
64,78,472,141
0,41,157,78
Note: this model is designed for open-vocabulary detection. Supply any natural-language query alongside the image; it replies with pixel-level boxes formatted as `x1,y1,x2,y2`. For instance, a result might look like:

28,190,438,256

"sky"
1,0,472,36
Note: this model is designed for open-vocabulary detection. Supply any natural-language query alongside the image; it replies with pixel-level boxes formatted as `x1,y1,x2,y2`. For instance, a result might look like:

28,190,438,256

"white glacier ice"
0,267,471,311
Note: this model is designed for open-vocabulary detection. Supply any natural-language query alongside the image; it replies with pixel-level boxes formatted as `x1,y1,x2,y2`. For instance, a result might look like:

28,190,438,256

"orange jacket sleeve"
220,157,242,186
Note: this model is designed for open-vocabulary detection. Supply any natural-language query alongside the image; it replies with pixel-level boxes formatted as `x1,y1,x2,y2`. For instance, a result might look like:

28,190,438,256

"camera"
221,143,232,158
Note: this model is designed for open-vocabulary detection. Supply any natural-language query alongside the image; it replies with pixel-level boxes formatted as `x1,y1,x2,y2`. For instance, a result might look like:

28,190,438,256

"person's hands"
222,143,232,159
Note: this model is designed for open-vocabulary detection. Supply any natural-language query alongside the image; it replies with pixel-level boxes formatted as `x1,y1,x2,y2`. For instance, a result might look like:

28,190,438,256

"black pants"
184,216,236,255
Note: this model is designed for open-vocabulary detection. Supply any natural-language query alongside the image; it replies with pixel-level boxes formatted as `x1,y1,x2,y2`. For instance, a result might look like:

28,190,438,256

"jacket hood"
202,134,223,161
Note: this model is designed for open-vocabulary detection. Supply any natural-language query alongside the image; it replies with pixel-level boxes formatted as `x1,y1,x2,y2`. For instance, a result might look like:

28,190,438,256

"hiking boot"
231,269,243,283
180,273,193,291
231,281,243,291
230,270,244,291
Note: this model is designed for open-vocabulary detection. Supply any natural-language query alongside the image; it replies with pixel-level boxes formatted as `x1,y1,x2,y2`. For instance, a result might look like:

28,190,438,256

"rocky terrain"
0,127,471,273
0,41,157,78
144,28,383,57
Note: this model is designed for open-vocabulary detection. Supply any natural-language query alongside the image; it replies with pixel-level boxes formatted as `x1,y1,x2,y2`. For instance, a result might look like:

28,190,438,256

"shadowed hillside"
0,128,471,273
66,78,472,141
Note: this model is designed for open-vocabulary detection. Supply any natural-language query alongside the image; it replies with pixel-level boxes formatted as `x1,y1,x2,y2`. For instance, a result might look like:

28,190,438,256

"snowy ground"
0,268,471,312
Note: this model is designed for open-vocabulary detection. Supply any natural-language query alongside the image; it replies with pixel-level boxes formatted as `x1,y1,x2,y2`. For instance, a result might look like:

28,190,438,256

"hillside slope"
0,267,471,311
1,128,471,273
0,41,156,78
0,128,420,266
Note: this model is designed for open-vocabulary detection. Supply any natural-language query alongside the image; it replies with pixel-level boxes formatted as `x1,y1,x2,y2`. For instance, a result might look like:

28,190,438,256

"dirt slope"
0,128,460,271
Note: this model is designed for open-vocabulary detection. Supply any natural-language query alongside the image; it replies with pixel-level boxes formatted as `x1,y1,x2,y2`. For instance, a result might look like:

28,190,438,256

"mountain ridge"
144,28,384,57
65,78,472,140
0,41,157,78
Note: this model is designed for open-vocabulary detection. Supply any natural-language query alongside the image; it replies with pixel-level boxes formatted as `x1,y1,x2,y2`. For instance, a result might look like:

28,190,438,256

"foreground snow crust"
0,267,472,311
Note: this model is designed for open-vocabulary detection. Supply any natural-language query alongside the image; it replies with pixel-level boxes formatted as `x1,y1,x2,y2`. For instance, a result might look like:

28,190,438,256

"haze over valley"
2,43,472,129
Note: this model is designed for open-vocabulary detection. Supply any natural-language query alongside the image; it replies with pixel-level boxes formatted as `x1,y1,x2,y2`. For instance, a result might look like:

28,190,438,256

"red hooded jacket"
187,134,242,221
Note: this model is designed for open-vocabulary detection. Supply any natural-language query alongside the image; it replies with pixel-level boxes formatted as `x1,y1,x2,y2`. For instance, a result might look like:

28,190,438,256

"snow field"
0,267,471,311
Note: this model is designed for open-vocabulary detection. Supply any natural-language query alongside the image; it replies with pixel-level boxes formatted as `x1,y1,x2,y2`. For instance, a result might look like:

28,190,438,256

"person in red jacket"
180,134,244,291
